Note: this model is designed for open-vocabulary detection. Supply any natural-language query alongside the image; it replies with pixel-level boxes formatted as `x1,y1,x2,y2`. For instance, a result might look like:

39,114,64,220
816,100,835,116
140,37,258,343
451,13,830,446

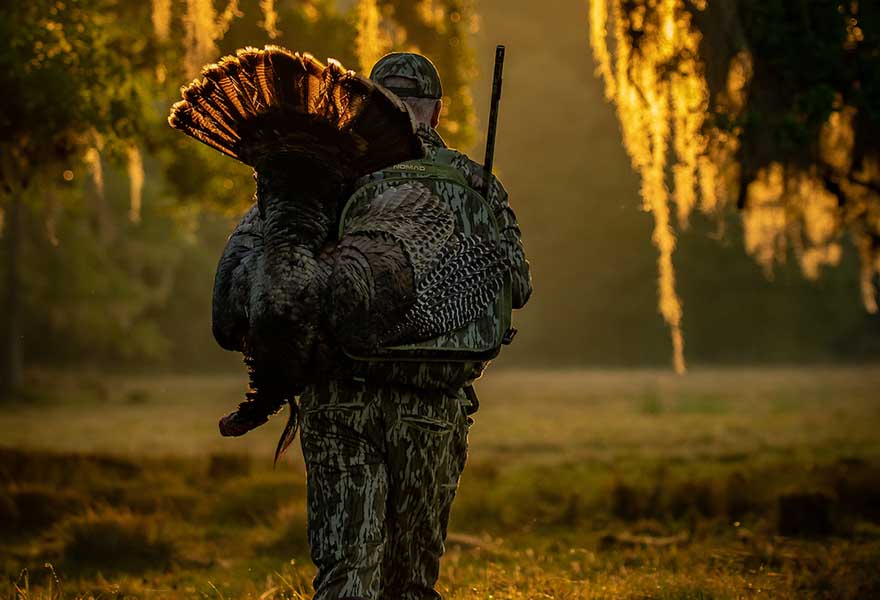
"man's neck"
415,123,447,149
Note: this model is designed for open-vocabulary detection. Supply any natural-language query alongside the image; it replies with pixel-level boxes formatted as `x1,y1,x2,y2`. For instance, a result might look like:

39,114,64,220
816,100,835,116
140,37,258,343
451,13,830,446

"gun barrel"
482,45,505,199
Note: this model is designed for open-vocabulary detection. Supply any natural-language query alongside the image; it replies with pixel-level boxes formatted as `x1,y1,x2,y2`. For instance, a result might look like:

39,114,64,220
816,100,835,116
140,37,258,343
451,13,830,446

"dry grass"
58,510,177,573
1,367,879,599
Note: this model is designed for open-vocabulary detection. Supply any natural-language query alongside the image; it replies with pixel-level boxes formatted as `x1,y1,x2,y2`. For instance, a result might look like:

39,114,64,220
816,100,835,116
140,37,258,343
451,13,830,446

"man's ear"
431,100,442,128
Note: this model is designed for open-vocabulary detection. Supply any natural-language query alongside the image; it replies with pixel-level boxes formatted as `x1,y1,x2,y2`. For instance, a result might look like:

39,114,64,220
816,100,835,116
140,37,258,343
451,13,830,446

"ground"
2,367,880,599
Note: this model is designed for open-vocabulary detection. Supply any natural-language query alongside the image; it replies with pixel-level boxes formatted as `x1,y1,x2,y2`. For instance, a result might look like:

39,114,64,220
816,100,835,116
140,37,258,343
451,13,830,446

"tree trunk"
1,193,23,398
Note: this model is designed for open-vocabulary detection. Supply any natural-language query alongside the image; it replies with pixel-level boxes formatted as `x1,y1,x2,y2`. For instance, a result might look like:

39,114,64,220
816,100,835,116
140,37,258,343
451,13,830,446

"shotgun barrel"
482,45,505,200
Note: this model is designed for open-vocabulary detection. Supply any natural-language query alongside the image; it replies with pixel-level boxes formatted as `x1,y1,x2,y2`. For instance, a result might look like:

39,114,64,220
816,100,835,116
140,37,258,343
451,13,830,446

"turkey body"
169,46,507,435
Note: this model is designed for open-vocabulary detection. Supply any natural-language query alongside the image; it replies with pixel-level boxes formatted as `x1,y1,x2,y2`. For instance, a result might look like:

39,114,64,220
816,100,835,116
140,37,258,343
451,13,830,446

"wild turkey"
169,47,507,451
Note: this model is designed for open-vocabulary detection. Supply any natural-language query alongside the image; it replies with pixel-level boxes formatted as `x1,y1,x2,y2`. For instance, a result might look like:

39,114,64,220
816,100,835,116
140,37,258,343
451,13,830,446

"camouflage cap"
369,52,443,100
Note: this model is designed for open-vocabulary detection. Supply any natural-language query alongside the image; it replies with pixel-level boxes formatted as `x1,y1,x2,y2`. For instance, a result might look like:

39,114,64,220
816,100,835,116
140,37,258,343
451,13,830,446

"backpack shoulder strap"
432,147,458,166
388,148,469,186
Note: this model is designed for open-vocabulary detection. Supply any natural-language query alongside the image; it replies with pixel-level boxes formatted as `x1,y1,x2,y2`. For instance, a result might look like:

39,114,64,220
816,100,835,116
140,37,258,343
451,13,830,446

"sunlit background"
2,1,879,598
3,0,879,383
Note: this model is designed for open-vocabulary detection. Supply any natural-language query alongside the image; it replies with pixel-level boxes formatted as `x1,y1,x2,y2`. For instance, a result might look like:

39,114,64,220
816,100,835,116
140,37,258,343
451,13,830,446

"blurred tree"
589,0,880,371
0,0,152,395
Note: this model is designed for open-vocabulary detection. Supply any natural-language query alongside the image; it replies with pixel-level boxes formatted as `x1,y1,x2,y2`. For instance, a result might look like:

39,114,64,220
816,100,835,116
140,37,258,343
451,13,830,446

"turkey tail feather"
168,103,239,160
168,46,422,175
182,83,241,141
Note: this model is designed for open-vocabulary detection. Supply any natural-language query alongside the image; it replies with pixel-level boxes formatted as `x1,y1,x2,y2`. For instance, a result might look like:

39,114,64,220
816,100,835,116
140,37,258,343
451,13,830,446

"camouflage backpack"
338,148,513,363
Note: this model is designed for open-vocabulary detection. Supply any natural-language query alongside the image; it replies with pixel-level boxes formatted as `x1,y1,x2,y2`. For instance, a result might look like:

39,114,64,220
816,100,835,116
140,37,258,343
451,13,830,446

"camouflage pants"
299,380,470,600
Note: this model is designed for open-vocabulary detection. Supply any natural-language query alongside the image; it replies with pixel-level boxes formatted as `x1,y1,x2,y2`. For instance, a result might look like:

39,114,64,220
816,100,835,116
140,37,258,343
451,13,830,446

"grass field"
2,367,880,599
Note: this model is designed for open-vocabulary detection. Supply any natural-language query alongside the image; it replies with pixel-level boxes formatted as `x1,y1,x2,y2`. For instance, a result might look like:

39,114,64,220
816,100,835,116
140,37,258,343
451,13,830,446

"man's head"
370,53,443,129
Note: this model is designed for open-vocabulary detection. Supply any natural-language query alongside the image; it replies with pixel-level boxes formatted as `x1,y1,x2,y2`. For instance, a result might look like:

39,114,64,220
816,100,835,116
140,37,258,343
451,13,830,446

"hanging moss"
589,0,880,371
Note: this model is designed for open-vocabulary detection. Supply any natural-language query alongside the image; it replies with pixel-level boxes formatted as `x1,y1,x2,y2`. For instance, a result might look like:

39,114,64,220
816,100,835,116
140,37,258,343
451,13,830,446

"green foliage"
0,0,150,186
734,2,876,178
697,0,880,197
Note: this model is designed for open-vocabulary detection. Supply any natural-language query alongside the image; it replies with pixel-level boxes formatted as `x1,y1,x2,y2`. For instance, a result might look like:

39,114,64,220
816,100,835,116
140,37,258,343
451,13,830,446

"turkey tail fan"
381,237,509,345
168,46,422,177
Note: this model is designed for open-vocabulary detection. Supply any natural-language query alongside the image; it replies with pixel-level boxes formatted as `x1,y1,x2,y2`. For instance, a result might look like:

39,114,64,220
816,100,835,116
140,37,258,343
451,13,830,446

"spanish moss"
127,145,144,224
355,0,389,74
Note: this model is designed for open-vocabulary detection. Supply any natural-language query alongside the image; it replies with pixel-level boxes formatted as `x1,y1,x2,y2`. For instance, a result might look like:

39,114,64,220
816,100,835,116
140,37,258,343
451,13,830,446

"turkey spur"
168,46,508,438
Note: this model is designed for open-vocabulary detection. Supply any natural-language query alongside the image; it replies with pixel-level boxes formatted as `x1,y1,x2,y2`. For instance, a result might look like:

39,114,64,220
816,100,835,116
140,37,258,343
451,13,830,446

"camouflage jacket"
334,124,532,392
